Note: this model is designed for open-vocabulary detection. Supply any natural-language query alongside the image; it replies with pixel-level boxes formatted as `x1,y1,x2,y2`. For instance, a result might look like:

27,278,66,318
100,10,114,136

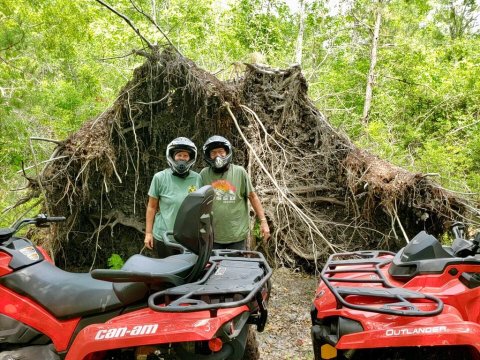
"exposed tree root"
14,47,479,271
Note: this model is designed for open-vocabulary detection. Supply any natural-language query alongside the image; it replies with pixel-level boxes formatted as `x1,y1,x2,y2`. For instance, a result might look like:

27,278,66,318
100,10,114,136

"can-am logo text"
385,325,447,336
95,324,158,340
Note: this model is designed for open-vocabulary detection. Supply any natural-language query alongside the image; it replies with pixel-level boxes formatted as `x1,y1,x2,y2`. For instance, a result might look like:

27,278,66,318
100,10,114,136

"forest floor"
257,267,318,360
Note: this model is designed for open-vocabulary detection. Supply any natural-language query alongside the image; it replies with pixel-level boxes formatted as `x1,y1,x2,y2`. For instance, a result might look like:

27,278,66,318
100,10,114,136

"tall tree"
295,0,306,64
362,0,383,124
435,0,480,39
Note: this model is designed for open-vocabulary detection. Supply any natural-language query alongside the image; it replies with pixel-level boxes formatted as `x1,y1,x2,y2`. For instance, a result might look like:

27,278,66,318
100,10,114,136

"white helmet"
166,137,197,176
202,135,232,172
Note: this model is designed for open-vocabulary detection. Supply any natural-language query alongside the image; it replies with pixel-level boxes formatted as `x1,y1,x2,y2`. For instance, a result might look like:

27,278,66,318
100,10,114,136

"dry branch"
95,0,155,50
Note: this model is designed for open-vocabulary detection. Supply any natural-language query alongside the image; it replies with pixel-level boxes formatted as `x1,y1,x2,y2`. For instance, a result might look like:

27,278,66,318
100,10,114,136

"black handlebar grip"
46,217,66,222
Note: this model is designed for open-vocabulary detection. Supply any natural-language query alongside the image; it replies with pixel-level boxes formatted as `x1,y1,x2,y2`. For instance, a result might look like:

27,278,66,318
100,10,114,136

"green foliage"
305,0,480,196
1,0,480,215
107,253,125,270
252,218,262,242
228,0,296,63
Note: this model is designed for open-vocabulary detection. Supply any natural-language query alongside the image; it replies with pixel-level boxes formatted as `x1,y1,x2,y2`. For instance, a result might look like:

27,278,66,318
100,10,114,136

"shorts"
212,239,246,250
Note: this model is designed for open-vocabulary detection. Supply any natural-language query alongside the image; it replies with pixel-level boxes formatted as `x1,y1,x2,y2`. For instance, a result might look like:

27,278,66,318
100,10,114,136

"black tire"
312,337,323,360
241,325,260,360
265,278,272,302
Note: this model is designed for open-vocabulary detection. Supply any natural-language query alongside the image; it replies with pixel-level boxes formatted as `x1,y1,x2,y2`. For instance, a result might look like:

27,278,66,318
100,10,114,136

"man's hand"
260,219,270,241
249,191,271,241
144,233,154,250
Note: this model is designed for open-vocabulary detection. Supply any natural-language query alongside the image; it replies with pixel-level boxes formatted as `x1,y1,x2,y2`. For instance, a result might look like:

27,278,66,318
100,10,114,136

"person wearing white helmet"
200,135,270,250
144,137,202,257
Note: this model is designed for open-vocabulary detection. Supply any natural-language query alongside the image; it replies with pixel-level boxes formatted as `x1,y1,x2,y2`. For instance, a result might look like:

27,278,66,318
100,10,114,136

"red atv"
0,185,271,360
311,223,480,360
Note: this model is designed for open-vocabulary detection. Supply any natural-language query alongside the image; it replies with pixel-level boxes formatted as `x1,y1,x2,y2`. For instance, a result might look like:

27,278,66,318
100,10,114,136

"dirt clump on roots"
19,47,480,271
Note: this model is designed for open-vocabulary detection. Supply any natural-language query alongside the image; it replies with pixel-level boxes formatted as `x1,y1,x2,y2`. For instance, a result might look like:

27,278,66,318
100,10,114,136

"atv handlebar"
12,214,66,230
451,222,465,240
0,214,65,243
450,221,480,256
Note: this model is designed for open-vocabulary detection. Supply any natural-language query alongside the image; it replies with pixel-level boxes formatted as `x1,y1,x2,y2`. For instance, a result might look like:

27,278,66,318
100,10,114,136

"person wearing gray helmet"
144,137,202,257
200,135,270,250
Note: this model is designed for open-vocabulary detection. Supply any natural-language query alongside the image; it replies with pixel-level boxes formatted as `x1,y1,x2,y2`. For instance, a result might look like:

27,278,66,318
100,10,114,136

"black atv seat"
91,185,214,286
0,253,197,319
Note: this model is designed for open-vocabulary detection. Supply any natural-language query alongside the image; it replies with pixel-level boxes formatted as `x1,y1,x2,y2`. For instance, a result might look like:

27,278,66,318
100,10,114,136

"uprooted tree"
17,44,479,272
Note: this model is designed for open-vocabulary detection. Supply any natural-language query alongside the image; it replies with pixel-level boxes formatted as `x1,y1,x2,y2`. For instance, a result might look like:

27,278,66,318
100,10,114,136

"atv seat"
0,260,149,319
91,185,214,284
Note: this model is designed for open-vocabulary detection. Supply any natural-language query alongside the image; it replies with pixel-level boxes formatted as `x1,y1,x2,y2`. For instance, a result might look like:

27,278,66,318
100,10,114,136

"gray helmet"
166,137,197,176
203,135,232,171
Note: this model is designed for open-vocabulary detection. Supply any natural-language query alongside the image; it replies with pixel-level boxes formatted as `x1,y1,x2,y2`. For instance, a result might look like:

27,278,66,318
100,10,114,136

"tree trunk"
295,0,306,65
362,1,382,125
151,0,156,22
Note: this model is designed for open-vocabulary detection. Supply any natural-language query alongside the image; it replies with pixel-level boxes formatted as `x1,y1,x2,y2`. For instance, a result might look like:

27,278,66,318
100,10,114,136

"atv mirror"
173,185,214,256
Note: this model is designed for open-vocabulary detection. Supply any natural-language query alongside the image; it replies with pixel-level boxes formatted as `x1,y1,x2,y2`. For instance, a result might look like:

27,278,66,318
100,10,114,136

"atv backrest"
173,185,214,282
173,184,213,258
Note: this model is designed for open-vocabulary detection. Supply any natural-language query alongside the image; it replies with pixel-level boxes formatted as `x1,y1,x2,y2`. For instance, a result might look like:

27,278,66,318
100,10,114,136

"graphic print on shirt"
211,179,237,203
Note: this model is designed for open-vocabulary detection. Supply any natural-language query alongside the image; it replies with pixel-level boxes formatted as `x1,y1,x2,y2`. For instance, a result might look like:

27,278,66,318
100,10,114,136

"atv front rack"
320,251,444,317
148,250,271,329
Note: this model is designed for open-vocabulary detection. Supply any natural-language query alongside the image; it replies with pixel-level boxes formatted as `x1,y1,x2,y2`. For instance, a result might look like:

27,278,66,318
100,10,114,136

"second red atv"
0,185,271,359
311,223,480,360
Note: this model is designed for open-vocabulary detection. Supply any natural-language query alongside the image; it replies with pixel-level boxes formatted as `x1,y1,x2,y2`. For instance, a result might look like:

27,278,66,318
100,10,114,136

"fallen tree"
19,46,479,271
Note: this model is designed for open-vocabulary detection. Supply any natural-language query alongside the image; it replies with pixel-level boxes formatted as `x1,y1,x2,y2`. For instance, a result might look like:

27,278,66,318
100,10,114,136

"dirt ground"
257,267,319,360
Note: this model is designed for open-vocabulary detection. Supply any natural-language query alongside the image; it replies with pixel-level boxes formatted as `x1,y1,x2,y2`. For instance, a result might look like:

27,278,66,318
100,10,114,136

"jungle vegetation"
1,0,479,225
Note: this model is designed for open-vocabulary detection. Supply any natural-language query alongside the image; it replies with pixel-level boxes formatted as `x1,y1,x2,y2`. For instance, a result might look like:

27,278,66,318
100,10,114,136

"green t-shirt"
148,169,202,242
200,164,254,244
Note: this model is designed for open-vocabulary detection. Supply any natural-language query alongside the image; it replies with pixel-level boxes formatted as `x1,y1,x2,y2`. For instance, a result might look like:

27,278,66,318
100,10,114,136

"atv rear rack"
320,251,444,317
148,250,271,329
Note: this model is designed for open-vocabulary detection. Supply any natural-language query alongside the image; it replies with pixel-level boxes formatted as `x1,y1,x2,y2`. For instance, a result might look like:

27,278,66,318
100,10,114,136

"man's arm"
144,196,159,249
248,191,270,241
